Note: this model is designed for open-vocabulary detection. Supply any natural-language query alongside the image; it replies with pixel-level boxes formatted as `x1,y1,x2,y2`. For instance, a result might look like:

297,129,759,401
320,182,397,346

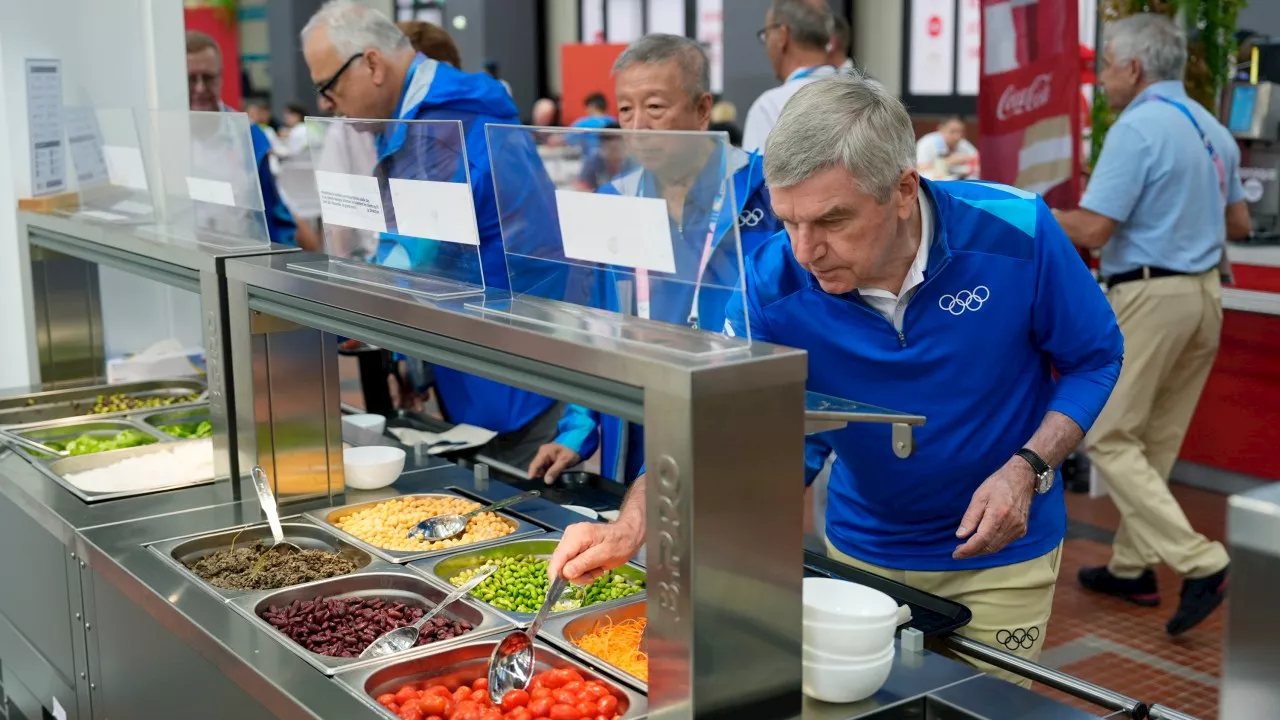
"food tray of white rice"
41,438,218,502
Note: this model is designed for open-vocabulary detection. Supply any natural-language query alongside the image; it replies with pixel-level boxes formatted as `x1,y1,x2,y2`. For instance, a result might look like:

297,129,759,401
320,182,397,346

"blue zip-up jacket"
249,122,299,247
551,145,779,482
727,180,1123,571
375,54,557,433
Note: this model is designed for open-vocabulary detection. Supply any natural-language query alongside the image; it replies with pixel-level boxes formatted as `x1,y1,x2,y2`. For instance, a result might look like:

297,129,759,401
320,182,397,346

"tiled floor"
1037,485,1229,719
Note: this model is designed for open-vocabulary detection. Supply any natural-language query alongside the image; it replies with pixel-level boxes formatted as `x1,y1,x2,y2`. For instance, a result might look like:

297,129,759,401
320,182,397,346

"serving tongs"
0,430,68,459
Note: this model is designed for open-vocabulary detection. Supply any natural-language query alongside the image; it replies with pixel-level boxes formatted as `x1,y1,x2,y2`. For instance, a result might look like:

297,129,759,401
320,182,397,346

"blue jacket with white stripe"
727,179,1124,571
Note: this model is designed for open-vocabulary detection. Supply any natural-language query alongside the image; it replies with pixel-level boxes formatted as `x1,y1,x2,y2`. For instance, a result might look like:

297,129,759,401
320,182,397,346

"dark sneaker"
1078,566,1161,607
1167,566,1228,637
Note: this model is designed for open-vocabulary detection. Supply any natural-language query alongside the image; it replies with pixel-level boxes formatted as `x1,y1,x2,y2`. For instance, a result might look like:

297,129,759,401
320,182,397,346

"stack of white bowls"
802,578,899,703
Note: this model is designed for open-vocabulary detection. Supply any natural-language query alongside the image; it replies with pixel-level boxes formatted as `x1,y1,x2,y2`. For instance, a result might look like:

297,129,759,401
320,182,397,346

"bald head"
532,98,558,126
301,0,414,119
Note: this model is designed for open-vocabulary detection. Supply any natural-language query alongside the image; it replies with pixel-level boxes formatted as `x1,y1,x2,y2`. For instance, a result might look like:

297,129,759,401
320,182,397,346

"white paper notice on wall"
102,145,149,191
388,178,480,246
25,58,66,196
51,696,67,720
185,177,236,207
315,170,387,233
555,190,676,273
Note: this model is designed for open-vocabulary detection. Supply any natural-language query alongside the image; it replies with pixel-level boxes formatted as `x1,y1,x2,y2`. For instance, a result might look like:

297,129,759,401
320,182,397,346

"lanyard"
634,183,727,327
788,65,836,82
1142,95,1228,200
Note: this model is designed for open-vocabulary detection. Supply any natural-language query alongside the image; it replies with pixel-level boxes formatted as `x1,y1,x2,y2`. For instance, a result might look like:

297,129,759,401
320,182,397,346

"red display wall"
559,43,628,126
184,6,243,110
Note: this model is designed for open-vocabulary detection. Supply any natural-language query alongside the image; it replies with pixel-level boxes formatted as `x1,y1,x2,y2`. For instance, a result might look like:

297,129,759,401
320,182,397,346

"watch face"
1037,469,1054,494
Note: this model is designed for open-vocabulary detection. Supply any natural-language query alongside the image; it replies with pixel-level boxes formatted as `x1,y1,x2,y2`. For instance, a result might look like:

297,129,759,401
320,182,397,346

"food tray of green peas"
409,535,646,626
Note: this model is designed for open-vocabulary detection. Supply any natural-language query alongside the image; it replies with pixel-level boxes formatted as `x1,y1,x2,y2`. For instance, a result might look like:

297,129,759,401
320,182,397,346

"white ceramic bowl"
803,578,899,626
803,638,895,665
803,616,897,658
341,413,387,436
343,446,405,490
802,644,895,704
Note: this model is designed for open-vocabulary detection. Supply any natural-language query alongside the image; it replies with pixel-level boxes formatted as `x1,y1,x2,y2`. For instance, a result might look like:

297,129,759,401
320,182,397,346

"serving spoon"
360,565,497,659
408,490,540,541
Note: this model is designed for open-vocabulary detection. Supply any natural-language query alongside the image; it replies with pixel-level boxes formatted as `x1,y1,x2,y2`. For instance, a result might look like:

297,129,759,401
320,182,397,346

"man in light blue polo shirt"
1054,14,1252,637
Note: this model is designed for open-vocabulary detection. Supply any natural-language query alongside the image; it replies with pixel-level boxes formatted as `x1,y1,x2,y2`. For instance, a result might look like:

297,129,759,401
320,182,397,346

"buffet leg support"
943,634,1150,718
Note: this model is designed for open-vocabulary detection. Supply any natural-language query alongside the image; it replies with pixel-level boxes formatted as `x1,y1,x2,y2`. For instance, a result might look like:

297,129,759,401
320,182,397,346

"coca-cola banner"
979,0,1080,208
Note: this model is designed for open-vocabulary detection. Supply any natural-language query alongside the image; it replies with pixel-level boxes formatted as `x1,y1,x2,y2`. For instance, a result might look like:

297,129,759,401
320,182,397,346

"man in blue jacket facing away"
549,75,1125,684
302,1,560,466
527,34,780,485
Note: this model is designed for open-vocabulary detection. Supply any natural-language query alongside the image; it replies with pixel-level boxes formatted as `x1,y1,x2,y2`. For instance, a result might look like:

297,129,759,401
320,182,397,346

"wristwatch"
1016,448,1055,495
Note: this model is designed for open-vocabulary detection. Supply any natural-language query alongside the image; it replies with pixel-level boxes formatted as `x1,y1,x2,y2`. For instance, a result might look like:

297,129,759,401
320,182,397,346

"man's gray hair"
764,75,916,203
301,0,411,57
772,0,833,51
612,34,710,101
1105,13,1187,83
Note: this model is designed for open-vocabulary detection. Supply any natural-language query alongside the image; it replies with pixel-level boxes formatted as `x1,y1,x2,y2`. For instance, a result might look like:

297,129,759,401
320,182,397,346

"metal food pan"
409,535,647,626
303,492,544,564
148,520,382,601
228,567,513,676
540,597,648,692
336,637,648,719
7,417,171,459
30,438,218,503
0,379,205,426
140,406,212,439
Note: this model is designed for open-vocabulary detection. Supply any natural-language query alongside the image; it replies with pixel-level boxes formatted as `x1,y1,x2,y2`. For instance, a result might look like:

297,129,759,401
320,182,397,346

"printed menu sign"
25,59,65,196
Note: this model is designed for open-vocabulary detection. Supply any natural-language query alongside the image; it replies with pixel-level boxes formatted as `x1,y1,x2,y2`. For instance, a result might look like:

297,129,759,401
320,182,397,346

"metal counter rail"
944,634,1152,718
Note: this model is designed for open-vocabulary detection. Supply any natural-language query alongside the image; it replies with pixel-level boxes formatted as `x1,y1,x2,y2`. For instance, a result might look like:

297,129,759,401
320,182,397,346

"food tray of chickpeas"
304,492,546,564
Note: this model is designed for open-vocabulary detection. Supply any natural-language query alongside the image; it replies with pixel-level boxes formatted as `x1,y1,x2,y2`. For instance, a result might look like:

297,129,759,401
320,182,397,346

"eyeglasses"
314,53,365,102
756,23,782,44
188,71,221,89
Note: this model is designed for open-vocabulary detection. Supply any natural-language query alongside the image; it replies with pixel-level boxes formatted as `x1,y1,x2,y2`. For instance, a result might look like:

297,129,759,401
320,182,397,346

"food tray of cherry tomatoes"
337,636,647,720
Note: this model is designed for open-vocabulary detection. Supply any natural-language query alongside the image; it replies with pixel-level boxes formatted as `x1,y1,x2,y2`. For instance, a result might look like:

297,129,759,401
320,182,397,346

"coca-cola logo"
997,73,1053,121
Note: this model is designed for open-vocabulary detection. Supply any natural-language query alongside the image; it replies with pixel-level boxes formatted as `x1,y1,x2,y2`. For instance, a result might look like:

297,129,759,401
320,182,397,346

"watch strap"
1016,448,1051,476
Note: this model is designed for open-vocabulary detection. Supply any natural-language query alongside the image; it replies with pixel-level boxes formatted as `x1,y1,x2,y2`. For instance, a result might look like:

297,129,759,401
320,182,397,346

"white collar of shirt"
785,65,838,83
857,191,933,326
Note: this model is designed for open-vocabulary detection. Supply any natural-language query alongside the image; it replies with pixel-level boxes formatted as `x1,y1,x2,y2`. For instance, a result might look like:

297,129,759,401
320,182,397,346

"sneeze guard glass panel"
291,117,485,300
479,124,751,358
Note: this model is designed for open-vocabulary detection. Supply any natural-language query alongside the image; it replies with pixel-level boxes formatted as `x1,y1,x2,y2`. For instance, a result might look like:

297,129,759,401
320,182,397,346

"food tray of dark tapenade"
804,550,971,637
148,520,386,601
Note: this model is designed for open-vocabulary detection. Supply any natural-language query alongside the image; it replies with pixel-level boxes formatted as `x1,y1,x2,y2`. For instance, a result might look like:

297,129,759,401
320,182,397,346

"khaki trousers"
825,540,1062,688
1085,272,1230,580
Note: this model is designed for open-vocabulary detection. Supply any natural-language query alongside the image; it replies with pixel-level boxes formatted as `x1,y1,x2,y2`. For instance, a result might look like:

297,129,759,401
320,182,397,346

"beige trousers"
1085,272,1230,580
825,540,1062,688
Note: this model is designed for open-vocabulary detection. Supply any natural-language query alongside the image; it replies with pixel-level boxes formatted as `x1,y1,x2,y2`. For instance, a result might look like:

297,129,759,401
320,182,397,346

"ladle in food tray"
250,465,303,554
408,490,541,541
487,574,569,704
359,564,498,659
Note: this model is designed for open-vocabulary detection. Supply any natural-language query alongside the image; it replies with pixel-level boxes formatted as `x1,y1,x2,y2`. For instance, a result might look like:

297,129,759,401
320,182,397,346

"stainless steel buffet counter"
0,443,1103,720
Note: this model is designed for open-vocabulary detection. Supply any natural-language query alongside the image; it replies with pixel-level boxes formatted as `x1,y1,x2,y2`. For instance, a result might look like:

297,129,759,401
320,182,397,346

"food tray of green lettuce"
4,419,171,459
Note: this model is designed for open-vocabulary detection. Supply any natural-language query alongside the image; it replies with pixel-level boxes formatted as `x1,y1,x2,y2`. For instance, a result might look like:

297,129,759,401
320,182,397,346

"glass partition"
60,107,155,224
290,117,485,300
481,125,751,356
139,110,271,250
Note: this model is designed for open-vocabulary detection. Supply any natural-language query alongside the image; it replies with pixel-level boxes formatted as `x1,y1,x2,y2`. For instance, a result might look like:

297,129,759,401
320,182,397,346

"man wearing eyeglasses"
300,0,564,468
185,31,320,252
742,0,839,153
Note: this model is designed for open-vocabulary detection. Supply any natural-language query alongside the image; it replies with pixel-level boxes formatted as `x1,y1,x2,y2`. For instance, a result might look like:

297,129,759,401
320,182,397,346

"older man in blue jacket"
302,1,561,465
549,75,1124,684
527,34,781,485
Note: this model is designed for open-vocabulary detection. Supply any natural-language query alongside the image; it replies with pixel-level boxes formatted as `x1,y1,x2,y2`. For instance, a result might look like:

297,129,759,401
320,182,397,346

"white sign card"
555,190,676,273
909,0,956,96
25,59,66,196
102,145,149,191
185,177,237,207
697,0,725,94
388,178,480,246
63,107,110,186
315,170,388,233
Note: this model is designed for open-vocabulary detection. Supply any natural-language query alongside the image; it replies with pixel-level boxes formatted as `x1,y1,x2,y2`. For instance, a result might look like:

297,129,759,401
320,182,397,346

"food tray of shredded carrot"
537,598,648,691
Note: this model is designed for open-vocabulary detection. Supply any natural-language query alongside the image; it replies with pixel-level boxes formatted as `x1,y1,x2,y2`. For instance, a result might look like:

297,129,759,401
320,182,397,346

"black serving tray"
803,550,971,638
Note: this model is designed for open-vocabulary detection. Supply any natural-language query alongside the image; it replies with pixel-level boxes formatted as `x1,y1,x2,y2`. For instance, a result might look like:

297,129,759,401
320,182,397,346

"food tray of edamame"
303,492,545,564
409,535,646,626
0,379,205,426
